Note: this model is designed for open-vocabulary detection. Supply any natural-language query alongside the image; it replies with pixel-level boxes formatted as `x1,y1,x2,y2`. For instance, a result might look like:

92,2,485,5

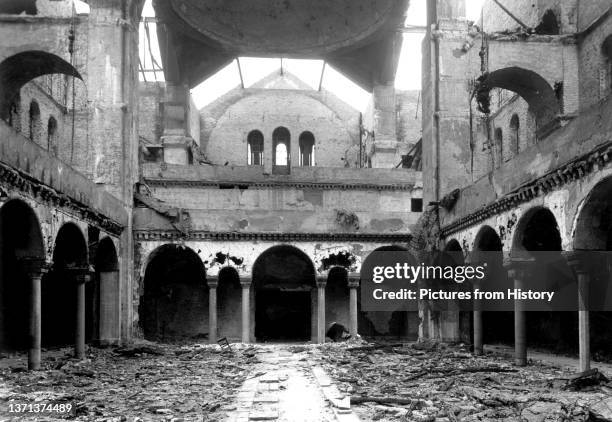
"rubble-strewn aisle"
311,342,612,422
0,342,250,421
224,345,340,422
2,342,612,421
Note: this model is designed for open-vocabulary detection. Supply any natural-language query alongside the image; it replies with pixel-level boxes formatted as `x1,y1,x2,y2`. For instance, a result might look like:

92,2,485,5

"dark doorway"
252,245,316,342
255,290,311,341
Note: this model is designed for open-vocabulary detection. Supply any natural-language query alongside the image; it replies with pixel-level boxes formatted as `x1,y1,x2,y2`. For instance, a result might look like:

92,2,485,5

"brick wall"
481,0,578,34
200,77,361,169
578,13,612,111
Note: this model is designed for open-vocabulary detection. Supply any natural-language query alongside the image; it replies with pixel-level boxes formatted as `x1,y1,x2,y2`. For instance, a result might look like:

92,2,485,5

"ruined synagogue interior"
1,0,612,420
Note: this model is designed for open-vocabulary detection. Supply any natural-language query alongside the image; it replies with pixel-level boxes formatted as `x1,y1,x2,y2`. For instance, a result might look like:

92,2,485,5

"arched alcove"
140,244,207,341
252,245,315,341
0,199,45,352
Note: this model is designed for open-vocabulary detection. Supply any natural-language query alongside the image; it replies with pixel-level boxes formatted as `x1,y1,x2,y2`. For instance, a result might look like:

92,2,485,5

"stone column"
19,257,48,371
348,277,359,337
317,279,327,343
208,278,218,344
567,252,591,372
504,257,533,367
69,268,92,360
473,278,483,356
240,279,251,343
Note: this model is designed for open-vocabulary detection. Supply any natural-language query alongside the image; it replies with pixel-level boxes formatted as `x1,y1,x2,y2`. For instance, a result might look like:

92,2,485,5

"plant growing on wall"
335,209,359,230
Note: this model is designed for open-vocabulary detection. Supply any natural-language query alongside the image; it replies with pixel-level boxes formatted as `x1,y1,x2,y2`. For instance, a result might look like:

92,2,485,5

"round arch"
90,237,120,344
0,199,45,351
0,51,83,121
511,206,562,252
43,222,88,347
477,67,560,131
252,244,315,341
573,176,612,250
139,244,207,341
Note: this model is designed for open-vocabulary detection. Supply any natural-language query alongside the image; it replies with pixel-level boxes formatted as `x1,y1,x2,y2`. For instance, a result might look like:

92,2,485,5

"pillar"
240,279,251,343
317,279,326,343
504,257,532,367
99,270,120,345
567,253,591,372
208,279,218,344
473,279,483,356
348,278,359,337
20,257,48,371
70,268,92,360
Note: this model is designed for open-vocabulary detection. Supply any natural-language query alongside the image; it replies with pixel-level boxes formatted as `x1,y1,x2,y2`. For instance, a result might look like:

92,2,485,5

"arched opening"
477,67,561,134
217,266,242,340
513,207,575,354
43,223,88,347
140,244,207,341
326,266,349,335
473,226,512,346
253,245,315,341
8,92,21,131
299,131,315,167
510,114,520,156
90,237,120,345
247,130,264,166
602,35,612,95
272,127,290,175
573,176,612,359
0,199,45,352
494,128,503,167
0,51,82,122
28,101,41,144
47,116,58,155
534,9,560,35
360,245,418,340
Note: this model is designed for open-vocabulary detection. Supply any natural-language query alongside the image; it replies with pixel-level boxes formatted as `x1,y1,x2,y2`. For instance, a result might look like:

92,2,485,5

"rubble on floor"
0,341,251,421
311,341,612,422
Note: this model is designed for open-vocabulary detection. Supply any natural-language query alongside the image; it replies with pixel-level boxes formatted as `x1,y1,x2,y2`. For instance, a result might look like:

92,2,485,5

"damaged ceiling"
153,0,409,90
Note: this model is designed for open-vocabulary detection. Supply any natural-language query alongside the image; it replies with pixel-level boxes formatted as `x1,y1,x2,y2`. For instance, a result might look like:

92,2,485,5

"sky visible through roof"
138,0,485,111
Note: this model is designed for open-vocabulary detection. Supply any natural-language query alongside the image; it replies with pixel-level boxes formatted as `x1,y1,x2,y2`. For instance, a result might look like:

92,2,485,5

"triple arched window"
247,128,316,169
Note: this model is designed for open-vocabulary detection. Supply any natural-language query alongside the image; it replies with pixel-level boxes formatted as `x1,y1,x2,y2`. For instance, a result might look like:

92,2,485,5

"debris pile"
313,342,612,422
0,341,251,421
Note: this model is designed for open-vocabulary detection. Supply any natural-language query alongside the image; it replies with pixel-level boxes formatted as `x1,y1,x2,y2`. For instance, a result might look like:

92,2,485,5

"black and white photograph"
1,0,612,420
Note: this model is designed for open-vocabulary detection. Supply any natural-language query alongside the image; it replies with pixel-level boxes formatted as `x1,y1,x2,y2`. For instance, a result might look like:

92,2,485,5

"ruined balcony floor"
0,342,611,421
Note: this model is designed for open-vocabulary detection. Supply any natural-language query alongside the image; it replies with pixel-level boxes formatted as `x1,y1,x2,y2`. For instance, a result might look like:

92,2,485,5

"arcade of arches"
138,244,419,344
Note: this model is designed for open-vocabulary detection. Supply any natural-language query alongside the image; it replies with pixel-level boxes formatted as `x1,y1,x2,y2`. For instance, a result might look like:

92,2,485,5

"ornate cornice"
134,230,412,243
142,178,417,191
440,141,612,237
0,162,124,235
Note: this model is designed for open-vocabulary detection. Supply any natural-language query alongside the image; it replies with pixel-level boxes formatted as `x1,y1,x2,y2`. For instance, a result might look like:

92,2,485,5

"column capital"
348,279,360,289
503,255,535,279
564,251,589,274
316,279,327,289
240,279,252,289
18,257,50,277
207,279,219,289
65,266,94,284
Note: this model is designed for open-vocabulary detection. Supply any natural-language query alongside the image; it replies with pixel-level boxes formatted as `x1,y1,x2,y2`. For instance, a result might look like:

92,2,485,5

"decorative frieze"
441,141,612,237
134,230,412,243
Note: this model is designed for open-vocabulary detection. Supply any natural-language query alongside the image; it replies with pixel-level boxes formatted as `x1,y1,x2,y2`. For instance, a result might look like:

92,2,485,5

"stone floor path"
225,346,358,422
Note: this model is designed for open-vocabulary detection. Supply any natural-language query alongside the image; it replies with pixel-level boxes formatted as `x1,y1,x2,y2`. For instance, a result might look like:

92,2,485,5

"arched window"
298,131,315,167
535,9,559,35
272,127,290,174
247,130,264,166
509,114,520,155
47,116,58,155
7,93,20,131
602,35,612,97
28,101,41,143
494,127,503,167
